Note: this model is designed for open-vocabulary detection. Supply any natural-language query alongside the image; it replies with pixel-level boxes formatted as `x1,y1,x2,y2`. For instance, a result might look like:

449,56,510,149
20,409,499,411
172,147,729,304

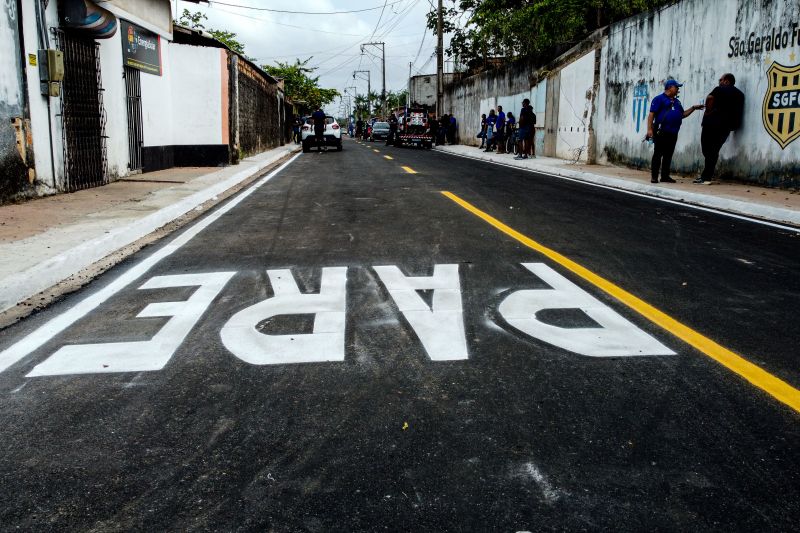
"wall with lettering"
597,0,800,186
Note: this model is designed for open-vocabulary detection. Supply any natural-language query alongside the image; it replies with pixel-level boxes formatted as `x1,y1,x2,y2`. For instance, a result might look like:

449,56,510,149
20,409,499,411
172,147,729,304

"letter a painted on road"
373,264,468,361
27,272,236,376
498,264,674,357
220,267,347,365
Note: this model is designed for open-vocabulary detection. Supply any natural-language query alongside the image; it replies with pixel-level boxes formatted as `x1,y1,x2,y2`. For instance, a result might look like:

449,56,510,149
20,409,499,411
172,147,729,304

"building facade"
0,0,285,204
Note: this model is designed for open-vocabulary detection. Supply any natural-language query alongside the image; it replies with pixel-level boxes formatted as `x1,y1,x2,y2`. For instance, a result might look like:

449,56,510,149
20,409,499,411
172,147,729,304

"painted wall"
555,51,595,162
0,0,28,200
597,0,800,185
169,45,225,146
99,29,129,180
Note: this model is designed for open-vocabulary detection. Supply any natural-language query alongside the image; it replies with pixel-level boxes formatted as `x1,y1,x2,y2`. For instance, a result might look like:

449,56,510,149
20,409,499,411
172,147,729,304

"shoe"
692,177,706,184
650,178,658,183
660,177,676,183
514,155,524,160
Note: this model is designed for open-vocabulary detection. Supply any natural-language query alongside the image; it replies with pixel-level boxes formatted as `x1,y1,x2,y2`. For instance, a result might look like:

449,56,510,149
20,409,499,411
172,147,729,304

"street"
0,139,798,531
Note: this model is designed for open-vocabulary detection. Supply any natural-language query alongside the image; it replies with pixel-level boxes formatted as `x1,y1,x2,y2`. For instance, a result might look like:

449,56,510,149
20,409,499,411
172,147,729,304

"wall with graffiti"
597,0,800,186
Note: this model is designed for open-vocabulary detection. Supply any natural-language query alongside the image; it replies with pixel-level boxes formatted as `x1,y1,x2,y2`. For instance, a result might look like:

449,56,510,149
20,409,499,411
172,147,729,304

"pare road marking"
442,190,800,414
23,263,672,377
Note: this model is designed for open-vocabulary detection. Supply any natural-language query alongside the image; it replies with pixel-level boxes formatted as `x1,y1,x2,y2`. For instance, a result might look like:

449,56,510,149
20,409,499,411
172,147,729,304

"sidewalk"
0,144,299,320
435,145,800,228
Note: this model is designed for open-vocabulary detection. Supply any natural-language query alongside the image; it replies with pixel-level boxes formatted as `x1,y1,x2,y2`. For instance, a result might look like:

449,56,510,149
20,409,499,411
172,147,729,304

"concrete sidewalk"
0,144,299,319
435,145,800,228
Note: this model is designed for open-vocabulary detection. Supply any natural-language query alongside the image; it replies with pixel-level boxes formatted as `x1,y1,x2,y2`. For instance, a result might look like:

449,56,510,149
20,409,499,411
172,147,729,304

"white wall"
20,0,63,193
555,51,595,161
596,0,800,183
140,42,174,148
168,45,224,146
99,30,130,179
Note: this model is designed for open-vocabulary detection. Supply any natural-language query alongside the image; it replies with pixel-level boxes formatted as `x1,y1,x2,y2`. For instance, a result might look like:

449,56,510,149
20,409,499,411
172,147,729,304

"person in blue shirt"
495,105,507,153
646,79,703,183
484,109,497,152
312,107,327,152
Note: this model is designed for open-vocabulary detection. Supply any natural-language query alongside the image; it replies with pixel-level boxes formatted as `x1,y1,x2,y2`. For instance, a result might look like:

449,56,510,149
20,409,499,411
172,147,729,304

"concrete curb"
434,147,800,229
0,146,300,314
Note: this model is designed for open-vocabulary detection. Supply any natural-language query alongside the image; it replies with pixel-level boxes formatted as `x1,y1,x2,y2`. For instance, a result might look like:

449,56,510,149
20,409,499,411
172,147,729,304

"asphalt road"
0,138,798,531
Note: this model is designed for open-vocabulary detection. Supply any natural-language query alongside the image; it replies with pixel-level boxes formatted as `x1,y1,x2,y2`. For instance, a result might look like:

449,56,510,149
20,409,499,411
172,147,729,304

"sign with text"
120,20,161,76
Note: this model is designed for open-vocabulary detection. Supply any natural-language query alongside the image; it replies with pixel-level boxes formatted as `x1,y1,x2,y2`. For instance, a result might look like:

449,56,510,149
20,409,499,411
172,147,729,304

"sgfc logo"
762,62,800,149
632,82,649,133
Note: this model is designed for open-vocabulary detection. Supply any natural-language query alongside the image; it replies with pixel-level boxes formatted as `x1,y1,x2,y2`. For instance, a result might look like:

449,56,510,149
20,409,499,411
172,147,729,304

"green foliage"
261,58,340,110
428,0,674,66
177,10,250,59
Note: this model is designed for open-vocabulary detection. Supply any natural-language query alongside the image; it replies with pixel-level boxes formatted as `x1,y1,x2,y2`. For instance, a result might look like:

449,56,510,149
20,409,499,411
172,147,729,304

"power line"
209,0,406,15
368,0,389,41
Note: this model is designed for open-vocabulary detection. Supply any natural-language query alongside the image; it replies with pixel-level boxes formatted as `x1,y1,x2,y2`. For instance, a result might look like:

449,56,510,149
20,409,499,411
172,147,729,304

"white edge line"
0,148,300,313
436,149,800,233
0,152,302,375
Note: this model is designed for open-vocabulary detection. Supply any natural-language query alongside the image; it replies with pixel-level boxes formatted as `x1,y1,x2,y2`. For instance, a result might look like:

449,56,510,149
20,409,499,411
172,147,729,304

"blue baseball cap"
664,79,683,89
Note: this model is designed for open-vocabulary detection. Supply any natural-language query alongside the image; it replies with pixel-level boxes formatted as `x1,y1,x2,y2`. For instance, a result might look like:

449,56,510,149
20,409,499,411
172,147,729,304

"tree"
261,58,340,111
177,10,249,59
427,0,674,68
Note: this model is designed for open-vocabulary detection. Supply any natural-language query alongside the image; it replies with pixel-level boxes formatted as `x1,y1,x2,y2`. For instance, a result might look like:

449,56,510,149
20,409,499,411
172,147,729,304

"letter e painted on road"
220,267,347,365
373,264,468,361
27,272,236,377
498,264,674,357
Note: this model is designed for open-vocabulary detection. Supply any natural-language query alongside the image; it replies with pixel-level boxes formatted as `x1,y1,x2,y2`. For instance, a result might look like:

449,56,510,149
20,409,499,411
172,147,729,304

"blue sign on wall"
632,82,649,133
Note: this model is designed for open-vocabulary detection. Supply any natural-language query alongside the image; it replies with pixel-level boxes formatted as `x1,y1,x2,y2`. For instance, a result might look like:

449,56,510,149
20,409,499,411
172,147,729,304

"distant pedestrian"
515,98,536,160
292,115,302,144
447,114,457,144
429,113,439,145
646,79,703,183
495,105,506,154
695,73,745,184
478,113,487,148
312,107,327,152
505,112,516,154
386,112,398,146
484,109,497,152
438,114,449,145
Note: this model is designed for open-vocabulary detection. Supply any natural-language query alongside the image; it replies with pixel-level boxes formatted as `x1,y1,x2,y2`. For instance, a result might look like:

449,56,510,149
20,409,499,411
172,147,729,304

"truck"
394,108,433,149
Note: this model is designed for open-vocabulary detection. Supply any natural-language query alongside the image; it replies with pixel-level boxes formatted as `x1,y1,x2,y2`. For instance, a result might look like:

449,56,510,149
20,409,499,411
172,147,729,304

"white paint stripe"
0,153,302,375
437,149,800,233
0,147,300,313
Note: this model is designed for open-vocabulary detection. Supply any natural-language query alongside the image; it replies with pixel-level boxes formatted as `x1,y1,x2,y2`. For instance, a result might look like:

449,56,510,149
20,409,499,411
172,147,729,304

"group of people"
477,98,537,160
647,73,744,184
432,114,458,145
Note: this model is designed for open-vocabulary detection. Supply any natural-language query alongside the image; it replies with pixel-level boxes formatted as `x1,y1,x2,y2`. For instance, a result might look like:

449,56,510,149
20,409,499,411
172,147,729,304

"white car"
301,115,342,152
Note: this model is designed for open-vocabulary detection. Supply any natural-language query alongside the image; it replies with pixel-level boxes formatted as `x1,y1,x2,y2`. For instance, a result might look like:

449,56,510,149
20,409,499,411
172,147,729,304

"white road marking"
28,272,235,377
373,264,468,361
498,263,674,357
0,153,302,375
220,267,347,365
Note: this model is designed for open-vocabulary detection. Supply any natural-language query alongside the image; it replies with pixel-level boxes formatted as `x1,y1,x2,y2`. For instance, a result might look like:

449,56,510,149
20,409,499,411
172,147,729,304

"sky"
173,0,453,116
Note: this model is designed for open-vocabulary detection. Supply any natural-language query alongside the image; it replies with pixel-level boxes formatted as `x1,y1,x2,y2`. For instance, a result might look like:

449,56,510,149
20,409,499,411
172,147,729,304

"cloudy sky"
173,0,454,115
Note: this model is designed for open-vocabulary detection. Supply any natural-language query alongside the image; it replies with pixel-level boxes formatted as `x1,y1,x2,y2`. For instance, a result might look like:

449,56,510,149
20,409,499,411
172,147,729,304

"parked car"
301,115,342,152
369,122,390,142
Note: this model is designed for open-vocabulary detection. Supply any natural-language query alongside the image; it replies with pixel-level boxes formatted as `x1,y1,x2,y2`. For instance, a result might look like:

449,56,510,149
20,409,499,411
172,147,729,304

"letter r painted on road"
220,267,347,365
498,264,674,357
373,264,468,361
27,272,236,377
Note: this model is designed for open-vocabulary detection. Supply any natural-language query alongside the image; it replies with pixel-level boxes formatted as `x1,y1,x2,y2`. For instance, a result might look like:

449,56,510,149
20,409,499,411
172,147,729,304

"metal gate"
124,66,143,172
57,30,108,191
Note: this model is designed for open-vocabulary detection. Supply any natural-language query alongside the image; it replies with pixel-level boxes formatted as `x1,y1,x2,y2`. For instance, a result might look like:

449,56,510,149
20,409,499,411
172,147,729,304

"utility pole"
436,0,444,117
353,70,371,117
361,42,386,117
407,62,412,109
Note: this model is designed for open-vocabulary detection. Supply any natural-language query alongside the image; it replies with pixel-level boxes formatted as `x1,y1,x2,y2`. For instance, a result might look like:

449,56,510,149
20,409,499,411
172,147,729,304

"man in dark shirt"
386,113,398,146
695,73,745,183
646,80,703,183
312,107,327,152
515,99,536,160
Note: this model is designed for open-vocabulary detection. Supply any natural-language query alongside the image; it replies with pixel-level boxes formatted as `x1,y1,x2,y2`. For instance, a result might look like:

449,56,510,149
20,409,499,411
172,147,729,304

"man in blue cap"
646,79,703,183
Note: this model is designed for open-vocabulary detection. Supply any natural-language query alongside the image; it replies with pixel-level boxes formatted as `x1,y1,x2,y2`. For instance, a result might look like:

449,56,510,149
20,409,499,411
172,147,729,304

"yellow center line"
402,166,417,174
373,149,380,153
441,190,800,414
384,155,394,160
